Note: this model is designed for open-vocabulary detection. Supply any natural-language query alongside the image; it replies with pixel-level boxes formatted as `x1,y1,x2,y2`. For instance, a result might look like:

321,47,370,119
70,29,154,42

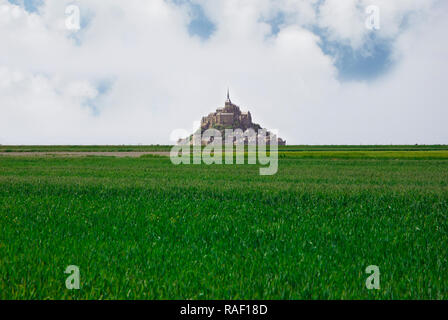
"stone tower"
197,90,286,145
201,90,257,131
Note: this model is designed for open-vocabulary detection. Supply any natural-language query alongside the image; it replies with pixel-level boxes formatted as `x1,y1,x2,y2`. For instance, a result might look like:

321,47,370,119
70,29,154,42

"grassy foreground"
0,149,447,299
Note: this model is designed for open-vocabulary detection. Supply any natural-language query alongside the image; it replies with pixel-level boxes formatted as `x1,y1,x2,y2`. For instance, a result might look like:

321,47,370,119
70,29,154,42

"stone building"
180,90,286,146
200,90,259,132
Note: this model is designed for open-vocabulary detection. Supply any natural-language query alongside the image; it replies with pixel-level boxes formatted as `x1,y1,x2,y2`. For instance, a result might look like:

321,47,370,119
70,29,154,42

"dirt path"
0,152,171,158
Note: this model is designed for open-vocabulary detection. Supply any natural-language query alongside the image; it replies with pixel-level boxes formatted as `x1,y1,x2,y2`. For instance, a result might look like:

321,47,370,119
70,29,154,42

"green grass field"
0,146,447,299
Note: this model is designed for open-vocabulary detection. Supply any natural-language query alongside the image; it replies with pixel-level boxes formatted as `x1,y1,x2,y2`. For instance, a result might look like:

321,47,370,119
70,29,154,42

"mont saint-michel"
181,90,286,146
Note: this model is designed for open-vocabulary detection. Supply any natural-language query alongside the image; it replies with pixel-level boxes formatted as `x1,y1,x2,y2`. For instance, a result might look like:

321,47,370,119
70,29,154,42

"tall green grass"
0,155,447,299
2,144,448,153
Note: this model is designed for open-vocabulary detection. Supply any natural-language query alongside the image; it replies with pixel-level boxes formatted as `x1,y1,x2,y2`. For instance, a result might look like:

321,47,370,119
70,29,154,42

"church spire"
226,88,231,103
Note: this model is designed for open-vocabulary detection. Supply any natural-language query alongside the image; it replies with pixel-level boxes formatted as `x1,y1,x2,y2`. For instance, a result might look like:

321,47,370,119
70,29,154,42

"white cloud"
0,0,447,145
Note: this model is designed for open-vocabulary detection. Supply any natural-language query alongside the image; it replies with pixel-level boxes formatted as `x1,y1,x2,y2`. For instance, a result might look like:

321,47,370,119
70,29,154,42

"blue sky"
8,0,42,12
2,0,447,144
180,0,394,81
11,0,393,81
184,1,215,40
261,8,393,81
318,31,393,81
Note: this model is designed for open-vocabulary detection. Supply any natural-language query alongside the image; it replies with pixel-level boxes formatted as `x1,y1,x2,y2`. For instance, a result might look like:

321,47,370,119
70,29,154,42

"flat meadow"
0,145,447,299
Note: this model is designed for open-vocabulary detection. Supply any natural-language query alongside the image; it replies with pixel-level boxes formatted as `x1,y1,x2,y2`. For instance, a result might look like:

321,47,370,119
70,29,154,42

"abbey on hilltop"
198,90,286,145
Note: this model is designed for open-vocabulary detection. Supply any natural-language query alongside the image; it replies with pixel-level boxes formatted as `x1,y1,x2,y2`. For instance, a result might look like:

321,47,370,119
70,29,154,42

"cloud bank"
1,0,447,144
